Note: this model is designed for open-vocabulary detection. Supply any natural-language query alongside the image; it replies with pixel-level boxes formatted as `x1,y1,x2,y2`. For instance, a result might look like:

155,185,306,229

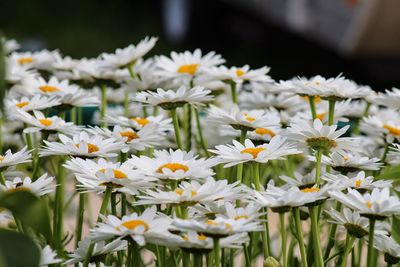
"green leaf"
392,215,400,244
377,164,400,180
0,229,41,267
0,191,53,244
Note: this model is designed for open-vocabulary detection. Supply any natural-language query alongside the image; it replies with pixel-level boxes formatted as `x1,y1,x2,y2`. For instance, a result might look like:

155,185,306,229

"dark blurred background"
2,0,400,90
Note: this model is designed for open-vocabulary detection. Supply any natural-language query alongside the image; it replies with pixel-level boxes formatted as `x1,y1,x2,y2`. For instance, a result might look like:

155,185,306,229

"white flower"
40,132,125,158
360,109,400,142
5,59,37,85
374,234,400,258
208,105,280,131
9,50,59,71
323,171,391,191
91,206,171,246
135,86,213,109
286,119,359,153
40,245,62,266
100,36,157,69
202,65,272,84
65,238,127,265
14,110,80,134
0,174,56,196
155,49,225,81
64,157,154,194
239,91,305,112
374,87,400,110
317,151,382,172
0,146,31,171
103,114,172,131
6,94,61,113
135,178,243,206
92,124,165,152
279,171,316,189
3,39,20,54
128,149,216,181
329,187,400,218
209,137,300,167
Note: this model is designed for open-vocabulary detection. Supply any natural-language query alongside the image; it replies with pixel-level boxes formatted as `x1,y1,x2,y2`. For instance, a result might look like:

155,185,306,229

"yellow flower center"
39,119,53,127
75,143,100,153
177,64,198,75
316,113,325,121
383,124,400,136
236,69,245,77
99,168,127,179
157,163,189,173
301,187,320,193
302,96,321,103
18,57,33,65
206,220,217,226
120,131,138,142
240,147,266,158
343,156,350,161
39,85,60,93
366,201,372,209
355,179,362,188
174,188,197,196
131,117,149,126
234,215,249,220
245,116,256,122
8,186,30,193
15,101,29,108
254,128,275,137
198,234,207,241
120,220,149,231
0,155,3,162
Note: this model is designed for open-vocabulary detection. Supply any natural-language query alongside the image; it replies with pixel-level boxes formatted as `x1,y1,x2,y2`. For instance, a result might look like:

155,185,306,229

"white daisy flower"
0,174,56,197
40,245,62,267
208,105,280,131
329,187,400,219
209,137,301,167
279,171,316,189
286,119,359,153
103,114,172,131
374,234,400,261
316,151,382,172
374,87,400,110
155,49,225,81
6,94,61,113
202,65,272,84
135,177,243,206
277,76,326,97
360,109,400,142
65,238,127,265
64,157,154,194
239,91,305,112
323,171,391,192
3,39,20,54
14,110,80,134
9,50,59,71
128,149,215,181
100,36,157,69
223,202,264,222
387,143,400,164
0,146,31,171
173,216,262,238
5,59,38,85
92,124,165,152
91,206,171,246
40,132,125,158
188,201,227,220
135,86,213,110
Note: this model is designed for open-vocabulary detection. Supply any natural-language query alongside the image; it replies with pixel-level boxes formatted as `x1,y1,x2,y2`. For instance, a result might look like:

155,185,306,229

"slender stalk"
129,240,141,267
381,142,389,165
100,84,107,128
0,117,3,154
83,186,113,267
294,208,308,267
75,193,85,248
324,202,342,260
328,99,336,126
0,172,5,185
352,102,371,135
279,213,287,267
253,163,261,190
315,149,323,186
193,254,202,267
54,156,66,250
309,206,324,267
229,249,234,267
366,218,376,267
213,237,221,267
185,104,192,151
32,131,49,180
230,82,238,104
242,244,251,267
194,107,209,157
236,129,247,183
171,108,183,150
340,234,355,267
124,91,130,117
308,96,317,120
182,251,190,267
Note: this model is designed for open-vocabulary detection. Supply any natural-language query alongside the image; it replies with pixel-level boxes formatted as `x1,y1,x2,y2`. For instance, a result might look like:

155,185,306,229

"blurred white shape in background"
162,0,189,44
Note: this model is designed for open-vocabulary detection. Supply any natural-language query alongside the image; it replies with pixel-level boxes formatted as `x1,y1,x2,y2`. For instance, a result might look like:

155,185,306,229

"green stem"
328,99,336,126
308,96,317,120
124,91,130,117
32,131,49,180
253,163,261,191
353,102,371,135
242,243,251,267
213,237,221,267
294,208,308,267
381,142,389,165
185,105,192,151
279,213,287,267
230,82,238,104
309,206,324,267
324,202,342,260
194,107,209,157
0,172,5,185
340,234,355,267
75,193,85,248
100,84,107,128
366,218,376,267
83,186,113,267
171,108,183,150
193,254,202,267
315,149,323,187
53,156,66,250
182,251,190,267
236,129,247,183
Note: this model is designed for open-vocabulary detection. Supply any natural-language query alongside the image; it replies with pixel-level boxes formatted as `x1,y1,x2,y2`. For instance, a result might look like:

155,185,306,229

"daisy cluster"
1,36,400,267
